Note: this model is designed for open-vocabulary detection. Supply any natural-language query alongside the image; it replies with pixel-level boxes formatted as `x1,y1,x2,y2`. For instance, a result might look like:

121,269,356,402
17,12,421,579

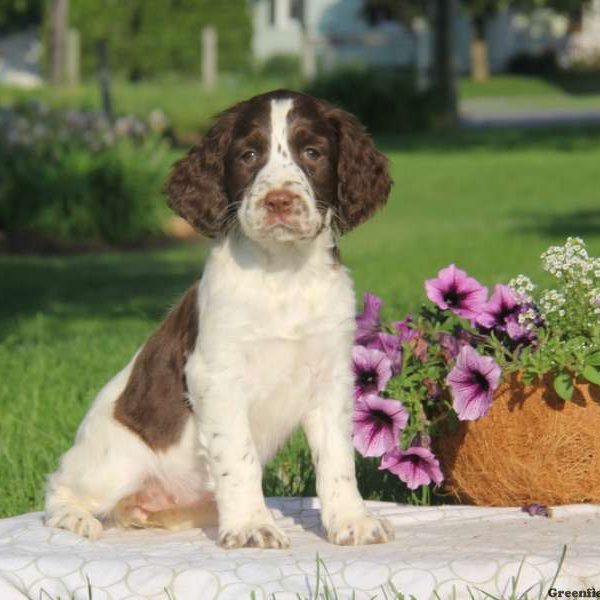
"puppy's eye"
303,147,321,160
240,149,258,163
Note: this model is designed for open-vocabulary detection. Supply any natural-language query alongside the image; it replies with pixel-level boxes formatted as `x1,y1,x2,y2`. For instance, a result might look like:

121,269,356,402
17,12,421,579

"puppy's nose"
263,189,296,214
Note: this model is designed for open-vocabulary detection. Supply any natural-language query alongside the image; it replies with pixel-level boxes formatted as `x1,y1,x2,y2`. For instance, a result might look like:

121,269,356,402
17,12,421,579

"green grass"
460,72,600,99
460,74,600,114
0,74,301,139
1,126,600,518
460,75,563,98
1,72,600,143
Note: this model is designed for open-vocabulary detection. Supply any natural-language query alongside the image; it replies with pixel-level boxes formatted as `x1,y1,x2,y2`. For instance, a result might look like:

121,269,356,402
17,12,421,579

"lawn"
2,72,600,141
0,74,300,140
461,73,600,116
1,126,599,518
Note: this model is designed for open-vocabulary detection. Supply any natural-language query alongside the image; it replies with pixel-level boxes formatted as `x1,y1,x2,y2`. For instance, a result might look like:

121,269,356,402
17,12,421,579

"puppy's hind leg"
45,419,152,540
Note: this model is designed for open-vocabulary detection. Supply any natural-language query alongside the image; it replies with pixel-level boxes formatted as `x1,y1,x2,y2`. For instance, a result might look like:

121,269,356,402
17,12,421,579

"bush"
304,68,437,134
507,49,559,76
257,54,302,83
68,0,252,80
0,103,174,244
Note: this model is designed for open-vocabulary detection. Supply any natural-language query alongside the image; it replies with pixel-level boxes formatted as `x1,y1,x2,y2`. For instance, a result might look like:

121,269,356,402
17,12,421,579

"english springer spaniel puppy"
45,90,393,548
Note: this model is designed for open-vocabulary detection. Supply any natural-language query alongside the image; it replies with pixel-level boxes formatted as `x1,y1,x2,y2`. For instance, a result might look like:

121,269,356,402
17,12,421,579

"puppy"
45,90,393,548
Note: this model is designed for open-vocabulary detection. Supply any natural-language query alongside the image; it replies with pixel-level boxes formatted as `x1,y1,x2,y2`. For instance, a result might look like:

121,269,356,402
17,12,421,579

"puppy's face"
166,90,391,243
227,96,336,243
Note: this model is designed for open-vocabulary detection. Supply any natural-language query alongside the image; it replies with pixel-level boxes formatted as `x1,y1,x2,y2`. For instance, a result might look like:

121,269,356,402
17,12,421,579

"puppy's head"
166,90,391,243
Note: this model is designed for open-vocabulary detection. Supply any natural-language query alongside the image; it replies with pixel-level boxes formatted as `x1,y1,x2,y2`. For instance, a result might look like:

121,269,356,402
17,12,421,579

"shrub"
68,0,252,80
507,49,559,76
0,103,174,244
304,67,437,134
257,54,302,83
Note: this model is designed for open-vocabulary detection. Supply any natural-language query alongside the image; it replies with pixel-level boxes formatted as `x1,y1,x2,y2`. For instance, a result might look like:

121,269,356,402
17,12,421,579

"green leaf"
587,351,600,367
582,365,600,386
554,372,574,401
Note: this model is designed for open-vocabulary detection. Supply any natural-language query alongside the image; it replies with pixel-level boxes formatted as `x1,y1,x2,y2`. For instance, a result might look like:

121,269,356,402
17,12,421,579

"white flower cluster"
541,237,600,287
517,307,539,329
589,289,600,317
509,274,536,302
539,289,567,319
537,239,600,325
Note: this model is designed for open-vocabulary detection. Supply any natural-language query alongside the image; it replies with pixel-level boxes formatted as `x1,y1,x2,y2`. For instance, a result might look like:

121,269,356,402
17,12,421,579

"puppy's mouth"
240,188,323,242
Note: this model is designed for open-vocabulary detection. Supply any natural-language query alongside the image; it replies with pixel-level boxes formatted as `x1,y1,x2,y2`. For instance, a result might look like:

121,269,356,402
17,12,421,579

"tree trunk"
567,7,584,34
49,0,69,86
96,39,113,119
470,15,489,82
432,0,458,128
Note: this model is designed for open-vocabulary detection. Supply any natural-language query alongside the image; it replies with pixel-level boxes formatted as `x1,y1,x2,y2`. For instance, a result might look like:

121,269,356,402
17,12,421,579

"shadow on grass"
378,124,600,155
513,209,600,239
0,244,205,338
544,71,600,96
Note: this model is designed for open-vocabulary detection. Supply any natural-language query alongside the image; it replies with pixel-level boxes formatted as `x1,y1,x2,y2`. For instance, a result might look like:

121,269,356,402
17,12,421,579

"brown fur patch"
113,285,199,450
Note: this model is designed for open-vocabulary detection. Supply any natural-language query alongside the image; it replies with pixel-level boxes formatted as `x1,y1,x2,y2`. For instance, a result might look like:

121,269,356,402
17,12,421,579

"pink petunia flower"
352,346,393,401
425,264,488,320
446,345,501,421
379,446,444,490
476,284,520,331
366,331,403,373
353,394,408,457
392,315,419,343
355,292,383,344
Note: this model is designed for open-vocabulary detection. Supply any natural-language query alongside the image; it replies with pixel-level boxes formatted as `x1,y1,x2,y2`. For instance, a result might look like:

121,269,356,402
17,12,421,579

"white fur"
45,97,394,548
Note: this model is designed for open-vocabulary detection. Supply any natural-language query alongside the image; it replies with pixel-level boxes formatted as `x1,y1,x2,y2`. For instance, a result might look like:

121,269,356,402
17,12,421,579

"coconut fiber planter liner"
437,376,600,506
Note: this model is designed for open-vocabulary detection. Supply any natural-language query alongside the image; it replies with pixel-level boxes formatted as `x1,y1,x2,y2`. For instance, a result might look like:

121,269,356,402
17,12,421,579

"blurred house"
0,28,42,88
252,0,600,75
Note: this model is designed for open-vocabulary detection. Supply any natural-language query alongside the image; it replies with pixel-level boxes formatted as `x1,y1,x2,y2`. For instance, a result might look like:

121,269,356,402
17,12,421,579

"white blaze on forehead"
268,97,294,164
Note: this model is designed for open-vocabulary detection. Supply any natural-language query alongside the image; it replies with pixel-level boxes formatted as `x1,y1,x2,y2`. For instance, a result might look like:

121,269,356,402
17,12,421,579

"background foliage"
70,0,252,80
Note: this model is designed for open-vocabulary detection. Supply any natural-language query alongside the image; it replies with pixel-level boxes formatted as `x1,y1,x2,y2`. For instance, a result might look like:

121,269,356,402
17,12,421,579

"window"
290,0,304,24
268,0,276,26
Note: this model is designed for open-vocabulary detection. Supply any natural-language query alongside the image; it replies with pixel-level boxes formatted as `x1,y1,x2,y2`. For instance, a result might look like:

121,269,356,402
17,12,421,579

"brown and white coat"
45,90,393,548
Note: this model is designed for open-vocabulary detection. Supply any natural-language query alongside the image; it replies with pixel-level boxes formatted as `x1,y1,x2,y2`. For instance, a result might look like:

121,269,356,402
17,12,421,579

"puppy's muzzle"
261,189,306,227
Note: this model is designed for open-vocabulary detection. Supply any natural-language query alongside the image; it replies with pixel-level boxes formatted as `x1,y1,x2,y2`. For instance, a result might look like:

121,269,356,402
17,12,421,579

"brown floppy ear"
327,108,391,234
164,108,237,238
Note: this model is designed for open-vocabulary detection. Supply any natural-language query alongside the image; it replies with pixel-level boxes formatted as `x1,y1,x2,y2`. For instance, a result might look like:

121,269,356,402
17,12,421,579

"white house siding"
252,0,600,75
564,0,600,66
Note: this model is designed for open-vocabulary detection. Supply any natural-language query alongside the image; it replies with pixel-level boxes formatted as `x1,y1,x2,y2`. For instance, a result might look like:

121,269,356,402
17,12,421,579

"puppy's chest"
200,266,354,391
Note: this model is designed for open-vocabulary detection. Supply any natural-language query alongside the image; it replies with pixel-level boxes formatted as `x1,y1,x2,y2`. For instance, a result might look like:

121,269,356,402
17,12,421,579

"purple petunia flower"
522,503,552,518
352,346,393,400
353,394,408,457
438,332,461,362
392,315,419,343
410,335,429,363
379,446,444,490
446,346,502,421
356,292,383,344
425,265,488,320
505,315,534,344
476,284,520,331
423,377,441,400
367,332,403,374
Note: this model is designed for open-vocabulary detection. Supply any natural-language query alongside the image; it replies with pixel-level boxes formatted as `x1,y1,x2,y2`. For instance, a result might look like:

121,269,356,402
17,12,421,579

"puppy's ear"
165,108,237,238
327,108,391,234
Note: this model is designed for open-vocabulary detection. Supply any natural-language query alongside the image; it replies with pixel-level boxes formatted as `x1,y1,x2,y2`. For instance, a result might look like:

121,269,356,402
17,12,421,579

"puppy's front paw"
328,514,394,546
46,507,103,540
219,523,290,549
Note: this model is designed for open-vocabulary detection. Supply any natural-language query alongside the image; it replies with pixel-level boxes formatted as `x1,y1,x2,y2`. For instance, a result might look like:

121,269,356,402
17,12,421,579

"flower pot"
436,375,600,506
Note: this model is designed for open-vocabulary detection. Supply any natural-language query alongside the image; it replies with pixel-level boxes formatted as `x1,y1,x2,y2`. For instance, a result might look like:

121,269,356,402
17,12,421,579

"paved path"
460,96,600,128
